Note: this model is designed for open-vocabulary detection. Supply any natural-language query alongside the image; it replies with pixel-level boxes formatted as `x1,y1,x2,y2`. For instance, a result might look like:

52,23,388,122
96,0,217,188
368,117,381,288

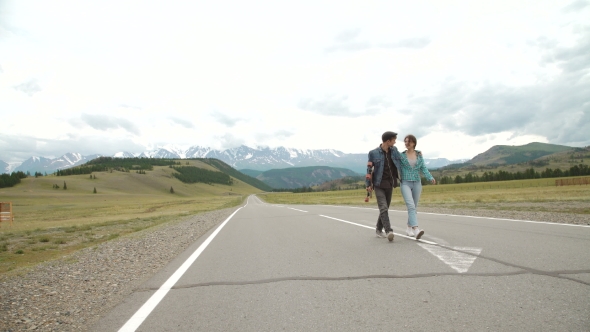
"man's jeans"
374,186,393,233
400,180,422,227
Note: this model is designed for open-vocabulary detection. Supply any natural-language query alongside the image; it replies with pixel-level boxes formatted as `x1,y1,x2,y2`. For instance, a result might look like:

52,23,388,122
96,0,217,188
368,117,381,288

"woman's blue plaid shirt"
399,150,434,182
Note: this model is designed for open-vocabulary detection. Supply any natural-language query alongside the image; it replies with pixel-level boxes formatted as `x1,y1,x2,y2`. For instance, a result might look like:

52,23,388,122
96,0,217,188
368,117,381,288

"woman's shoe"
413,227,424,240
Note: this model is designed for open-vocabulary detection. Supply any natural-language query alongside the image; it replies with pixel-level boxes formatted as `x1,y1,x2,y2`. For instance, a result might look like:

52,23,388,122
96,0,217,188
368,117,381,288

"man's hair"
382,131,398,142
404,134,417,147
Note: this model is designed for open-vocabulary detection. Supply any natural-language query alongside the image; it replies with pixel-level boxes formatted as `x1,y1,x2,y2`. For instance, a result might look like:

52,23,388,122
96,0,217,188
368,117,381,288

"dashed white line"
288,207,308,213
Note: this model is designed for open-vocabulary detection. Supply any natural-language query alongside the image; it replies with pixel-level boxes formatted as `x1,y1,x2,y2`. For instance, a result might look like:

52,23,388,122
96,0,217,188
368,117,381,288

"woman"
399,134,436,239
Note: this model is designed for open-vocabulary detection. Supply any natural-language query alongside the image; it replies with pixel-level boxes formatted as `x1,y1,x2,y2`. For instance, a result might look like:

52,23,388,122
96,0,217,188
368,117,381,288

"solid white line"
316,204,590,228
417,211,590,228
318,215,437,245
118,204,246,332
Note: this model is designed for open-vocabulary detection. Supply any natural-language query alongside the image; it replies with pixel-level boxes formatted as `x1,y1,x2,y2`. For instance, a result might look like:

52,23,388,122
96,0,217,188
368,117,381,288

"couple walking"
366,131,436,242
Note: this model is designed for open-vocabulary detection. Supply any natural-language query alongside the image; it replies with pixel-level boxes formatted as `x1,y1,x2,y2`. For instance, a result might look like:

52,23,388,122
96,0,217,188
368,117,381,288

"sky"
0,0,589,164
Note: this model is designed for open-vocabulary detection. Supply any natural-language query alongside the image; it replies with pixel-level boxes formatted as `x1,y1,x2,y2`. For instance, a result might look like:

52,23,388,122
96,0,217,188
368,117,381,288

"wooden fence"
0,202,13,227
555,178,590,186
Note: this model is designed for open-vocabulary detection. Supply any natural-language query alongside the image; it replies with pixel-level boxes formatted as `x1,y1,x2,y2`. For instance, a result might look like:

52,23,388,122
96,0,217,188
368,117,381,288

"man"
366,131,401,242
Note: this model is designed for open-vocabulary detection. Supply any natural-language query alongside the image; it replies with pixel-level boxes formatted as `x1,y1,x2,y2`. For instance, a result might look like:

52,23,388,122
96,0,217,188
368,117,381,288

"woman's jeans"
400,180,422,227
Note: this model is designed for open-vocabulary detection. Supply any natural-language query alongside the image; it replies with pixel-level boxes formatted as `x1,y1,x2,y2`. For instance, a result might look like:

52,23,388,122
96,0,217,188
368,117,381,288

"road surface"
93,195,590,331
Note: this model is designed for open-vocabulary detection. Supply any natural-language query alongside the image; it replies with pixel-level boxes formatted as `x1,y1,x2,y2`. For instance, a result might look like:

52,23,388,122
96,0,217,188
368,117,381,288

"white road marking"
288,207,308,212
318,213,479,272
417,243,482,273
316,204,590,228
319,215,437,245
118,203,247,332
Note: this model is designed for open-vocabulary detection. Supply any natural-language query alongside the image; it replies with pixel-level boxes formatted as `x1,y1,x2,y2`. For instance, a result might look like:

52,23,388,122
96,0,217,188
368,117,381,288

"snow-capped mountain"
14,153,102,174
138,144,189,159
423,158,469,169
113,151,136,158
185,146,213,158
4,145,464,175
0,160,10,174
208,146,360,171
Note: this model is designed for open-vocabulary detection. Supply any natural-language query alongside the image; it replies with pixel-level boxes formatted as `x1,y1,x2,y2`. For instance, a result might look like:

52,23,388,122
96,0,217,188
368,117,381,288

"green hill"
239,169,264,178
57,157,273,191
0,158,266,276
432,143,589,181
196,159,272,191
467,142,573,166
0,158,264,230
257,166,360,189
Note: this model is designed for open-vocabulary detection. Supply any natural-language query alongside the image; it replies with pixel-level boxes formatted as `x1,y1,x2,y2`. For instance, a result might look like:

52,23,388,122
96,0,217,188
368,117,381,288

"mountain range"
254,166,359,189
2,145,466,175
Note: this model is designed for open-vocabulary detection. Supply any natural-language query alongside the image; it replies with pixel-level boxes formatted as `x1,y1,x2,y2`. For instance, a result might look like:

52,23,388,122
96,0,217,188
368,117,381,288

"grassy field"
0,160,260,277
430,157,589,180
262,176,590,214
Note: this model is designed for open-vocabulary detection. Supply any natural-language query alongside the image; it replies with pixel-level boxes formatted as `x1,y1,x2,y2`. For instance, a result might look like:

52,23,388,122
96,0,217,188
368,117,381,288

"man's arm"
365,152,373,191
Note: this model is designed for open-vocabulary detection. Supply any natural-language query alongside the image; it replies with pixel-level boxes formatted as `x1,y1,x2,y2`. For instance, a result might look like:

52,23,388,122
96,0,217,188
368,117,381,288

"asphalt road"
94,195,590,331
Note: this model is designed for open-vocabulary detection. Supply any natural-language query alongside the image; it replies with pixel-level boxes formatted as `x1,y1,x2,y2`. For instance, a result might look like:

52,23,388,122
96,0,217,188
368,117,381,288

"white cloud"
13,79,41,96
0,0,588,163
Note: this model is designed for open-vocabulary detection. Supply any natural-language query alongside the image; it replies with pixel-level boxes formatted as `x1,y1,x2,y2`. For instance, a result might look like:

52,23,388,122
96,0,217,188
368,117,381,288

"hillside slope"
257,166,360,189
468,142,573,166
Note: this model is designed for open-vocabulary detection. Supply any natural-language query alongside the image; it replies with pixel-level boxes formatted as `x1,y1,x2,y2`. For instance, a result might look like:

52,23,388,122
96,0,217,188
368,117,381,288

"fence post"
0,202,14,227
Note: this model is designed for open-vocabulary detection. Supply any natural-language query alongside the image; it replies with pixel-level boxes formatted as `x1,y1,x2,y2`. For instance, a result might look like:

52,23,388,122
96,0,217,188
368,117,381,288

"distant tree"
170,186,175,194
63,181,67,190
93,187,97,194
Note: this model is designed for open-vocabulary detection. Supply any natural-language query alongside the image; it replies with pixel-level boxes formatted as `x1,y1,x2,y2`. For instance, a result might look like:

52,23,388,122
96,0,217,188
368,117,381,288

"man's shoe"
376,230,386,238
387,231,394,242
413,227,424,240
406,227,414,237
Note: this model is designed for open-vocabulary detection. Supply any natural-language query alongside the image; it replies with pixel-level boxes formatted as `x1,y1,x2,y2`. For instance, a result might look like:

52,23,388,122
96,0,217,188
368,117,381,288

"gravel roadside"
1,203,588,332
0,207,237,332
410,203,590,226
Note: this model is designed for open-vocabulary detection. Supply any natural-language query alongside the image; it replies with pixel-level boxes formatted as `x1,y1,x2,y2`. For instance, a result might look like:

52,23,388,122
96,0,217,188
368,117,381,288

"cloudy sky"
1,0,589,163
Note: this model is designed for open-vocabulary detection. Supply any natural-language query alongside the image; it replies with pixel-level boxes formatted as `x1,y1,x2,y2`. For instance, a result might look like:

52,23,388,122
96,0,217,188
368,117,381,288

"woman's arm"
417,152,435,183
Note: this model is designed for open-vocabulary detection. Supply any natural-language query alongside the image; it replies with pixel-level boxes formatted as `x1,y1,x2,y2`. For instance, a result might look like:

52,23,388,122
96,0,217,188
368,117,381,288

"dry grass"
0,164,260,276
261,177,590,213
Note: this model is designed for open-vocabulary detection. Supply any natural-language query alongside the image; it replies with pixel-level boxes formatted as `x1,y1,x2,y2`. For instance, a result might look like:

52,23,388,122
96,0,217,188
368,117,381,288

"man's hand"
431,179,436,185
366,186,373,193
